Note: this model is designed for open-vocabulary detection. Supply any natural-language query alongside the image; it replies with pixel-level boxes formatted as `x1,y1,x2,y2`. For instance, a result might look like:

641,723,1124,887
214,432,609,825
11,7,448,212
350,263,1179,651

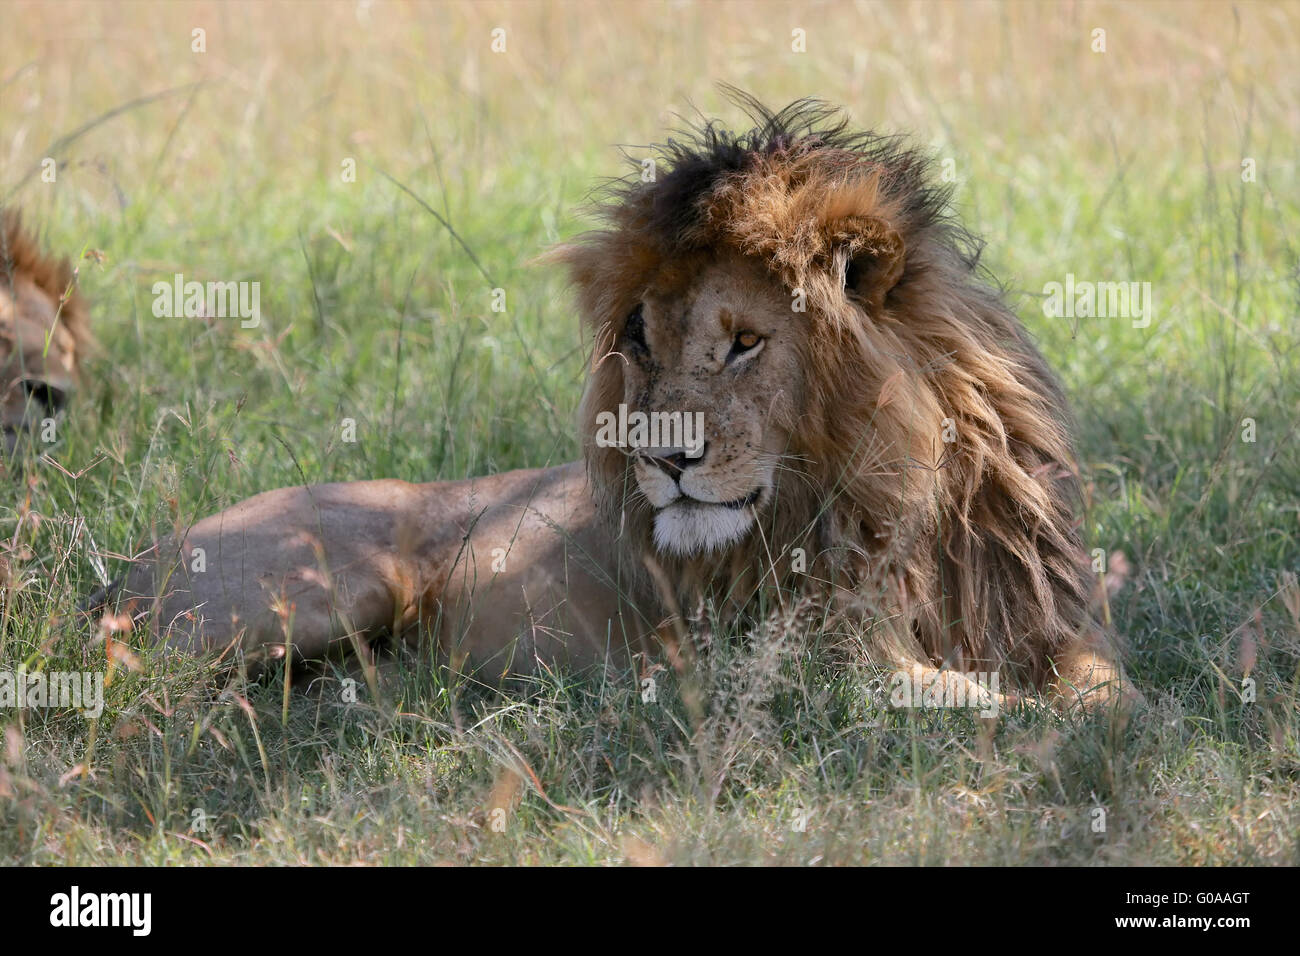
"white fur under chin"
653,502,755,556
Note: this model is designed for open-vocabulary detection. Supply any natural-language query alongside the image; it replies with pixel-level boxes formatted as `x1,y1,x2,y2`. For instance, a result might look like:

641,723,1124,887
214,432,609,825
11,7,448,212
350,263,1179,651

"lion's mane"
1,209,92,367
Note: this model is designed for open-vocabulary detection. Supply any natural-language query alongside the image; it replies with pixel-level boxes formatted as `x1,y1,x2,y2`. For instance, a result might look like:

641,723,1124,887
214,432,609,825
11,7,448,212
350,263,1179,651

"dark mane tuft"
604,87,983,272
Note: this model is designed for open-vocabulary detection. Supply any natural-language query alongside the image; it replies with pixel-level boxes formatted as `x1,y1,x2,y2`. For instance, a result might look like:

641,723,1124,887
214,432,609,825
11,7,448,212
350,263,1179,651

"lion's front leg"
1047,630,1142,713
882,660,1034,718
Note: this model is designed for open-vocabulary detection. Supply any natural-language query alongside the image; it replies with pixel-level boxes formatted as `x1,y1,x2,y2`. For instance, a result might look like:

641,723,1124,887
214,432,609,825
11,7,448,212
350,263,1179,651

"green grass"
1,0,1298,864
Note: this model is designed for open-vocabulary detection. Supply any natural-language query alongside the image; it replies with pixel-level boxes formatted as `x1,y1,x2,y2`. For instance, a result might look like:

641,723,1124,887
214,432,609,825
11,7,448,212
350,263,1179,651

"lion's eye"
623,304,647,352
728,330,763,360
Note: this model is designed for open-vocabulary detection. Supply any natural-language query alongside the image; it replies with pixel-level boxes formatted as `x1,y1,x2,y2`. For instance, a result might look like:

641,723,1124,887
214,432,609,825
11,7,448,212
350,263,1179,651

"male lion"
0,210,89,456
107,97,1132,710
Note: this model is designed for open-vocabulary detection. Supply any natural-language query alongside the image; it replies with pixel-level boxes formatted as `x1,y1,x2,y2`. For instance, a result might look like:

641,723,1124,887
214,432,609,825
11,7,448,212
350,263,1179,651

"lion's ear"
835,217,906,314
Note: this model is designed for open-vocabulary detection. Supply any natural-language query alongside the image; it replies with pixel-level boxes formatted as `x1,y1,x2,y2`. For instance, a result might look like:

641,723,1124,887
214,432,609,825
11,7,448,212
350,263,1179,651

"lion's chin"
652,500,756,557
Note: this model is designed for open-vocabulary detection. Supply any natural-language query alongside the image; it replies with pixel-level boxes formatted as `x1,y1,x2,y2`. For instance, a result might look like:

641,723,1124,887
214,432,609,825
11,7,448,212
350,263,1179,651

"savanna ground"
1,0,1297,865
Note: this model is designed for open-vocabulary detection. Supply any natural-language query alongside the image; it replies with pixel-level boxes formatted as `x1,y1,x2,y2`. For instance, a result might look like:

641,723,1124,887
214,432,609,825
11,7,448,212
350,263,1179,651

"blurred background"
3,3,1294,497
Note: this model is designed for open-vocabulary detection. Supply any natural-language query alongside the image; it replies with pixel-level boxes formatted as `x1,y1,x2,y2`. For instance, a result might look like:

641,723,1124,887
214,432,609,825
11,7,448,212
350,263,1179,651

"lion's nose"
650,452,688,477
21,379,68,415
645,442,708,479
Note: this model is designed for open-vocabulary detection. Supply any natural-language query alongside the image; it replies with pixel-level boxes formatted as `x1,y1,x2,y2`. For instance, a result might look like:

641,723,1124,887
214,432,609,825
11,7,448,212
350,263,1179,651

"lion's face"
617,253,805,555
0,266,78,455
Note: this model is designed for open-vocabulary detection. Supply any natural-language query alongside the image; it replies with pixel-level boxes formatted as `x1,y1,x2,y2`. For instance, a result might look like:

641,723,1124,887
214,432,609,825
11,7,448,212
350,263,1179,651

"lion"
103,96,1133,711
0,209,89,455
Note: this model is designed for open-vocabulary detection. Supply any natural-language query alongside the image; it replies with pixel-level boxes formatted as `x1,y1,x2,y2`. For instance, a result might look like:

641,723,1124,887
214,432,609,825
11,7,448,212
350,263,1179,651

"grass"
1,0,1298,865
